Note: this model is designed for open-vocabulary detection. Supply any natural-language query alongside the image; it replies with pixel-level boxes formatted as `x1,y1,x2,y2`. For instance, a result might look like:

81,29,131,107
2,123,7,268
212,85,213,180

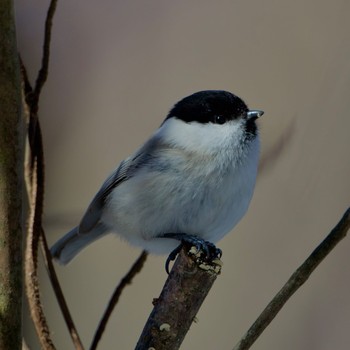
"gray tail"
50,224,108,265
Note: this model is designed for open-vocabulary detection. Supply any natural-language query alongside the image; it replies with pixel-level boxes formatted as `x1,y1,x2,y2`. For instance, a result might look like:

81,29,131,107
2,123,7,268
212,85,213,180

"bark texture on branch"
135,246,222,350
0,0,23,348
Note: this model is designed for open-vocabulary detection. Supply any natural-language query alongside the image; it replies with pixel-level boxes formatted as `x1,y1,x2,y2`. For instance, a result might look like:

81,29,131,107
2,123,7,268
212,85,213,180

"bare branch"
40,229,85,350
25,159,55,350
90,251,148,350
33,0,58,108
233,207,350,350
135,246,222,350
23,0,84,348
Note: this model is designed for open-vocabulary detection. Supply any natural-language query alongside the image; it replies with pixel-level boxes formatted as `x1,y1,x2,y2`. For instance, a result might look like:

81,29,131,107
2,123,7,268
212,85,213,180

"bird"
51,90,263,272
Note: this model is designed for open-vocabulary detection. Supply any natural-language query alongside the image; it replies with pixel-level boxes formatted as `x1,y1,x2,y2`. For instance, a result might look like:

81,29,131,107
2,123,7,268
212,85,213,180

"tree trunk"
0,1,24,349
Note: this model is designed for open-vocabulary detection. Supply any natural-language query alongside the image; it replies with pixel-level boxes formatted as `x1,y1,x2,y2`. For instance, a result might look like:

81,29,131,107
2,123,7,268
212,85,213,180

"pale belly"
102,154,258,254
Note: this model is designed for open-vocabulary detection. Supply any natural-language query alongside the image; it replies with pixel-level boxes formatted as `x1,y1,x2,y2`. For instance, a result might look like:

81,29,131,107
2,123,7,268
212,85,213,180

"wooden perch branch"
135,246,222,350
233,207,350,350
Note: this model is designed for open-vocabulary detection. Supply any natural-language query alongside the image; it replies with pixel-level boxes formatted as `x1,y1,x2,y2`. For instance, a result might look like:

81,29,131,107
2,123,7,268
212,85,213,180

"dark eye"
212,115,226,124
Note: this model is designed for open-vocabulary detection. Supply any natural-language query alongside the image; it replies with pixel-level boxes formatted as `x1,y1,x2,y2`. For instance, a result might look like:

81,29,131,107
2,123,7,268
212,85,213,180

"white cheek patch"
157,118,246,155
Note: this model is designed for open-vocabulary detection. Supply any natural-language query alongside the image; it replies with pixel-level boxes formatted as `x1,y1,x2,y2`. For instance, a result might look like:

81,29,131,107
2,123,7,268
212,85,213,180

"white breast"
102,120,260,254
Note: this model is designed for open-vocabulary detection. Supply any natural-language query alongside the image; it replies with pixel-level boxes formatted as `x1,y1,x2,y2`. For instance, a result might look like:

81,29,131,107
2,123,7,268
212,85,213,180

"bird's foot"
162,233,222,274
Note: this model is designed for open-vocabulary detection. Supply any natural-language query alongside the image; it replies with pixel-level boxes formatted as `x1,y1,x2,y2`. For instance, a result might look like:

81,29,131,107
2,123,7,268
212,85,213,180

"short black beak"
247,110,264,120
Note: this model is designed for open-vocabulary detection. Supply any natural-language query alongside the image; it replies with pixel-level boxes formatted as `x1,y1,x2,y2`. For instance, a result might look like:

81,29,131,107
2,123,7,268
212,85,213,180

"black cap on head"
166,90,249,125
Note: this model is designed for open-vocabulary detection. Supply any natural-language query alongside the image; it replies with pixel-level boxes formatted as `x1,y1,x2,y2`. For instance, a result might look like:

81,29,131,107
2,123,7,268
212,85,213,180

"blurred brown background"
16,1,350,349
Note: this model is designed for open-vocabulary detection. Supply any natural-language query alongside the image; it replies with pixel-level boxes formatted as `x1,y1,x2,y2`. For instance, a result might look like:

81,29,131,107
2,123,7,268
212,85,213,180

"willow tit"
51,90,263,270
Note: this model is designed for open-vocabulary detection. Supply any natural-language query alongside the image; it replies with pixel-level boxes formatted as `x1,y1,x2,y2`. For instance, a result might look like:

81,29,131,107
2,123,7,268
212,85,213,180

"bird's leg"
164,244,182,275
161,233,222,274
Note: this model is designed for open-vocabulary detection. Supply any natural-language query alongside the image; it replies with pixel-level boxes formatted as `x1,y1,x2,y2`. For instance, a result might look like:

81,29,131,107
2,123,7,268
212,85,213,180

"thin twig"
23,0,83,348
40,229,85,350
33,0,58,106
19,55,33,99
25,159,55,350
90,251,148,350
233,207,350,350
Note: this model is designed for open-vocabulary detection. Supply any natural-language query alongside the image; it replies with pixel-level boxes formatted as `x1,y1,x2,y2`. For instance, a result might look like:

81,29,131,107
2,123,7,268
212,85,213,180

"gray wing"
78,140,157,233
